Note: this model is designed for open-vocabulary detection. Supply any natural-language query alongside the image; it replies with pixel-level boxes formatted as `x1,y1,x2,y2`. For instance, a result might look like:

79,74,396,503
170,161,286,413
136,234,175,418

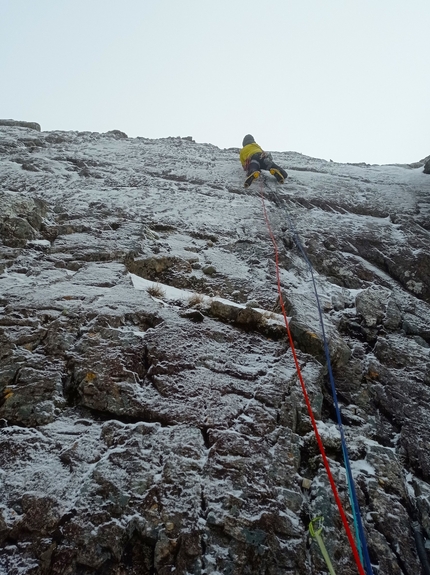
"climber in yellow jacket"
240,134,288,188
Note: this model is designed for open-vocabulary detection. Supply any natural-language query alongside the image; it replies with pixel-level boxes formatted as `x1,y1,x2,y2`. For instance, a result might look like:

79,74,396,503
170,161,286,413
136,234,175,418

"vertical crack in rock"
200,426,212,450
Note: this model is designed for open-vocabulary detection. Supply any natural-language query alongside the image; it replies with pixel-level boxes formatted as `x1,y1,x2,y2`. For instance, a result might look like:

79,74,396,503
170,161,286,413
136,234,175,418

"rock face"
0,124,430,575
0,119,41,131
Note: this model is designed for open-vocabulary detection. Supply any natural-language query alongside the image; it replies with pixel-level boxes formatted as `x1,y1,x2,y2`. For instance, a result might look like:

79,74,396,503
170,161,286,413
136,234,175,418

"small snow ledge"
130,273,291,339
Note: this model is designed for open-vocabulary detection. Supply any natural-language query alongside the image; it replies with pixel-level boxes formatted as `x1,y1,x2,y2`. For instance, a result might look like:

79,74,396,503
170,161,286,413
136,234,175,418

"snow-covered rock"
1,124,430,574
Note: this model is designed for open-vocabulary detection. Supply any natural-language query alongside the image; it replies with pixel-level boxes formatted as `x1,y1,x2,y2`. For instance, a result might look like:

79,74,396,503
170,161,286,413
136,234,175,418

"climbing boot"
244,171,260,188
270,168,285,184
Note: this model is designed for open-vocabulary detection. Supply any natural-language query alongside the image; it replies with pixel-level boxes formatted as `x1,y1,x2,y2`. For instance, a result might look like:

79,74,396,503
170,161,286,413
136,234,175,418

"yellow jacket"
240,143,263,167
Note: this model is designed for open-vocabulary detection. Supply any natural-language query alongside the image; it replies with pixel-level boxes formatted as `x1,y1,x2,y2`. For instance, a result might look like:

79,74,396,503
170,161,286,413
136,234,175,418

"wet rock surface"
0,125,430,574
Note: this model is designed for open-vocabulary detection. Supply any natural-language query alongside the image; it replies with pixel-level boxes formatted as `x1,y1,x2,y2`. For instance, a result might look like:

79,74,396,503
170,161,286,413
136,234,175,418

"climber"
240,134,288,188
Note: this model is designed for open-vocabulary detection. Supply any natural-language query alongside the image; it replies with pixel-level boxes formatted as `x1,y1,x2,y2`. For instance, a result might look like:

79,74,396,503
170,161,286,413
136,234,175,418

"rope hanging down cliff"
257,176,372,575
276,185,374,575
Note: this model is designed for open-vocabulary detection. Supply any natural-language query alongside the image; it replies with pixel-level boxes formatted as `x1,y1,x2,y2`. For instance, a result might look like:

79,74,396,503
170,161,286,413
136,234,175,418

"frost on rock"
0,126,430,574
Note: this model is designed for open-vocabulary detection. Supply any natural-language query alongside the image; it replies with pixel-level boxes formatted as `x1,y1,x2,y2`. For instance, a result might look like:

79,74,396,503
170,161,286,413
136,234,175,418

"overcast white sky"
1,0,428,164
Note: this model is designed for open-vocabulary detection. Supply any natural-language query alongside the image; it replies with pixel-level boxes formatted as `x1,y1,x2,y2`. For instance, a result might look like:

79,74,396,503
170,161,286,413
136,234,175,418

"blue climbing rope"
267,181,374,575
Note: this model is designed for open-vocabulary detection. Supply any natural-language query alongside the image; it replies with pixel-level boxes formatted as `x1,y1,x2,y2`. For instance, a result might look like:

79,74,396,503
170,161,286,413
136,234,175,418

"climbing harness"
309,517,337,575
257,177,370,575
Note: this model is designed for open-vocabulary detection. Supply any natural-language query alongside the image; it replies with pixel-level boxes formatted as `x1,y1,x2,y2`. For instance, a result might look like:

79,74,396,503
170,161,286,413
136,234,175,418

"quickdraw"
309,517,337,575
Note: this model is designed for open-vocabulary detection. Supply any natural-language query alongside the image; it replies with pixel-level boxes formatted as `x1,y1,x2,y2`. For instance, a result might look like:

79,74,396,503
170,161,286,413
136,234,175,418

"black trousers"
247,153,288,179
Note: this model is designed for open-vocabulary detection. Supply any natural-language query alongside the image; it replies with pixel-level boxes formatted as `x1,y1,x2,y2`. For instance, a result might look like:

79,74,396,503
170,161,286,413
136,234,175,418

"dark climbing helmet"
242,134,255,147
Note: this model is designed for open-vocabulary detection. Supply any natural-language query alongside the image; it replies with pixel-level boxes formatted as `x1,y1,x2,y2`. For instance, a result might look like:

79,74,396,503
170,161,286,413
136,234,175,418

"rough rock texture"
0,119,41,131
1,124,430,574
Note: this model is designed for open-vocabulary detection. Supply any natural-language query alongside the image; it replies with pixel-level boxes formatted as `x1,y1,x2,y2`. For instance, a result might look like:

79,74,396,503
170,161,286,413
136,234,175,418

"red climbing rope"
259,181,366,575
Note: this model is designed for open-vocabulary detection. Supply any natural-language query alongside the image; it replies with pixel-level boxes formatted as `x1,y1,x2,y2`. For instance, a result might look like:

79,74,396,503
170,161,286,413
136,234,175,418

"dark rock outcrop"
0,119,41,131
